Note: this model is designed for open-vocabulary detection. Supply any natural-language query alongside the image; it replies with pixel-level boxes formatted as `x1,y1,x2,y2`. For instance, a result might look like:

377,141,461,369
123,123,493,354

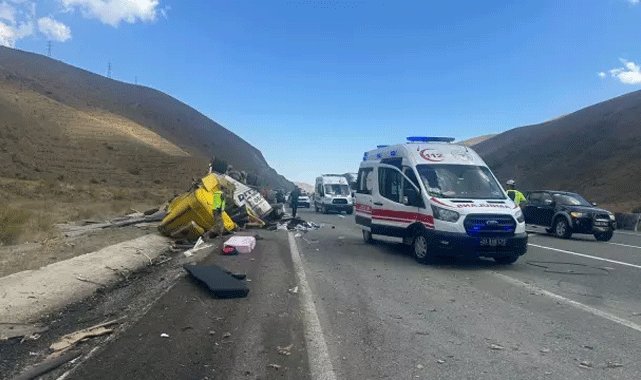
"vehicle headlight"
570,212,587,218
609,213,616,220
431,205,460,223
515,209,525,223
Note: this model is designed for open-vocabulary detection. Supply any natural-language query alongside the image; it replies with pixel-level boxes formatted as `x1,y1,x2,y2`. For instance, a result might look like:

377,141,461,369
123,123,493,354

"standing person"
505,179,527,207
290,186,301,218
209,185,227,238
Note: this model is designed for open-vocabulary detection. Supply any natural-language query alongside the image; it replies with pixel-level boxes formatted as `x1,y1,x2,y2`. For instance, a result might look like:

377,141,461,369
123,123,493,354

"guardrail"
615,213,641,232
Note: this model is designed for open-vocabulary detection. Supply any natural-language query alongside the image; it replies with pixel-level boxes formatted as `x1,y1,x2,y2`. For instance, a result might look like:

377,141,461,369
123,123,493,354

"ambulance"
354,137,527,264
314,174,354,214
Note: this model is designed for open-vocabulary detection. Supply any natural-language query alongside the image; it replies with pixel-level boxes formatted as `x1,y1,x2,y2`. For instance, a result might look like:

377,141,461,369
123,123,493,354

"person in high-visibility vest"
505,179,526,207
210,188,226,237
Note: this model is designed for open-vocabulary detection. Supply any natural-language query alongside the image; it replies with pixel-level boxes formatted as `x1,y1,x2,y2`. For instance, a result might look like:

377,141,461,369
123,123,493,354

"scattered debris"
338,214,345,218
221,246,239,256
277,343,294,356
160,333,169,338
268,364,281,370
224,235,256,254
540,348,550,353
436,359,445,364
223,332,231,339
583,345,594,350
0,323,49,341
10,350,83,380
184,265,249,298
209,330,216,335
75,276,106,288
579,361,593,369
295,233,302,238
604,361,624,369
416,364,424,369
288,286,299,294
488,344,505,351
50,319,122,353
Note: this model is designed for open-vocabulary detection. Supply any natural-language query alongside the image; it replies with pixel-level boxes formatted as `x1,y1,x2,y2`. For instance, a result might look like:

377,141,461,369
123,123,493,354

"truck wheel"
494,256,519,265
594,231,613,242
413,232,432,264
347,207,354,215
322,205,328,214
554,218,572,239
363,230,373,244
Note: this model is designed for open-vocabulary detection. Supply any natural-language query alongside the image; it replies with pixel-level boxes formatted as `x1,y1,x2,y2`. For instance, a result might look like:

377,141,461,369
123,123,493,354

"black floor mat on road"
183,265,249,298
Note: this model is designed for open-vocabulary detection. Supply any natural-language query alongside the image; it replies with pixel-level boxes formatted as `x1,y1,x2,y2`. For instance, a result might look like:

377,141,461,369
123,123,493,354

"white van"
314,175,354,214
354,137,527,264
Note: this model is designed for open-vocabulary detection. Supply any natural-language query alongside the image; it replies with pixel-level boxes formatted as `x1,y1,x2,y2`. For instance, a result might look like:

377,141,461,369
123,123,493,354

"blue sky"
3,1,641,185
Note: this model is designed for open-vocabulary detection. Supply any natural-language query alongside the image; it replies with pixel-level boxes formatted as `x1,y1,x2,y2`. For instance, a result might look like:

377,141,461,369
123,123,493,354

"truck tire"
554,218,572,239
322,204,328,214
413,232,432,264
346,207,354,215
594,231,613,242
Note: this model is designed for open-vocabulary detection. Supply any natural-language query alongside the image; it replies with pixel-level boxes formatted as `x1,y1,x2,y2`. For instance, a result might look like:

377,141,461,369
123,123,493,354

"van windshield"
416,164,506,200
324,184,350,196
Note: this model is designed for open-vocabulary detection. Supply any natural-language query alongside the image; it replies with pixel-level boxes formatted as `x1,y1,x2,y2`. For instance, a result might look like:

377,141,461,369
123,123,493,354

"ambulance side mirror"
404,187,419,206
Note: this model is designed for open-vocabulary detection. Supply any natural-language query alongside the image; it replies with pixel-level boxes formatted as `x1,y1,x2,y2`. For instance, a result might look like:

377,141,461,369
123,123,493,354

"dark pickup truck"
523,191,616,241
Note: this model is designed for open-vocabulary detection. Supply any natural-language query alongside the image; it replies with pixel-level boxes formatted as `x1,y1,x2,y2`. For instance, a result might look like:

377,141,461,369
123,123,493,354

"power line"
47,41,52,58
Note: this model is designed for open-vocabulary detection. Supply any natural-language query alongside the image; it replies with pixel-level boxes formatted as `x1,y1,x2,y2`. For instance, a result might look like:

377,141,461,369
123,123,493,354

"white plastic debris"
160,333,169,338
224,235,256,254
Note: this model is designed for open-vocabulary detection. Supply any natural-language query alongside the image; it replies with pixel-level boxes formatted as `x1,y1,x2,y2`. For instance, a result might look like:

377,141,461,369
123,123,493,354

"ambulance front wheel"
413,232,432,264
363,230,373,244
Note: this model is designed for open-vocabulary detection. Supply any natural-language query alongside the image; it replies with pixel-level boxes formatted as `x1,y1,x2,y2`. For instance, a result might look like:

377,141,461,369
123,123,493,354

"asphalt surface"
5,209,641,380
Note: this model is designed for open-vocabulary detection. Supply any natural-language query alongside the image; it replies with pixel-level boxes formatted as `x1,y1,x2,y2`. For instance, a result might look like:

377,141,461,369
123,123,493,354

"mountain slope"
473,90,641,211
0,46,292,190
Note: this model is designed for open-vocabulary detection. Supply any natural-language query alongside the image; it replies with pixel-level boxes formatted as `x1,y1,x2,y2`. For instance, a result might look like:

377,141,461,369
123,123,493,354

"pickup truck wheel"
554,218,572,239
413,233,432,264
322,205,328,214
594,231,613,242
494,256,519,265
346,207,354,215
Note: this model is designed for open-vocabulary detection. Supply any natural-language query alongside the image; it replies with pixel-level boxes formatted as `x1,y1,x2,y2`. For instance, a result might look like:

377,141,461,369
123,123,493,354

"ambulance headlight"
515,209,525,223
431,205,460,223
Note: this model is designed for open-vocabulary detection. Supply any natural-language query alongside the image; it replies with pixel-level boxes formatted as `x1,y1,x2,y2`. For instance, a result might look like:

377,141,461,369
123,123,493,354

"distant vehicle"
355,137,527,264
314,175,354,214
298,192,311,208
523,191,616,241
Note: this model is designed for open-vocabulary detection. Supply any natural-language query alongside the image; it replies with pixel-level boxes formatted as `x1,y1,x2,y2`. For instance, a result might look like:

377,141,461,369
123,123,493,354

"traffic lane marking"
528,243,641,270
493,272,641,334
608,242,641,250
288,232,337,380
615,230,641,236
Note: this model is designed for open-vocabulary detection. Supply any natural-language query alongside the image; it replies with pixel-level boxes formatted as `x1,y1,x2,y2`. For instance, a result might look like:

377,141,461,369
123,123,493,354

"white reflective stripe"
493,272,641,334
529,243,641,270
607,242,641,250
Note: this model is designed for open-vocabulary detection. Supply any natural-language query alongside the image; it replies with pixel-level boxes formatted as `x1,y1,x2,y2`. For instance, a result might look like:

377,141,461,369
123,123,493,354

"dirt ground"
0,175,183,278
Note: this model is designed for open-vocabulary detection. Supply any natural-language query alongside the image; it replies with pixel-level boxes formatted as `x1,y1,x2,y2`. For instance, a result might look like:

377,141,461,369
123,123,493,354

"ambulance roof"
362,138,486,167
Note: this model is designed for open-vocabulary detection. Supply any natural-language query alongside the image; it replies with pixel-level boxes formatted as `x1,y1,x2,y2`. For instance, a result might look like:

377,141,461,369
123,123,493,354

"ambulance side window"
357,168,373,195
403,167,419,190
378,167,402,203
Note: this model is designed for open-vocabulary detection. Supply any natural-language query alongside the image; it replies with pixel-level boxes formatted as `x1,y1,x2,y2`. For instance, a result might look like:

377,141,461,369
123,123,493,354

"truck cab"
354,137,528,264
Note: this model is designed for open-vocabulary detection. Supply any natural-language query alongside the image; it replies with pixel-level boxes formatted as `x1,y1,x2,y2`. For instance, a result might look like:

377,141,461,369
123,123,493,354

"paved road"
7,208,641,380
294,208,641,379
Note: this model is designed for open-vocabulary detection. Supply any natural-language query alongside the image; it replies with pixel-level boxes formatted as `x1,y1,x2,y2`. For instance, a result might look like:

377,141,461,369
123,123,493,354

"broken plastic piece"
221,246,239,256
183,265,249,298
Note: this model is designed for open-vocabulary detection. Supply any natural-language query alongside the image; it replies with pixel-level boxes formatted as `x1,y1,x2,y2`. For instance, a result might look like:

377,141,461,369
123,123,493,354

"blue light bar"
377,145,389,148
407,136,456,143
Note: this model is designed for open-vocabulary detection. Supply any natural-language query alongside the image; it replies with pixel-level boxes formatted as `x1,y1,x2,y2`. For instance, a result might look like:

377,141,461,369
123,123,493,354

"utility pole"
134,76,138,85
107,62,111,78
47,41,52,57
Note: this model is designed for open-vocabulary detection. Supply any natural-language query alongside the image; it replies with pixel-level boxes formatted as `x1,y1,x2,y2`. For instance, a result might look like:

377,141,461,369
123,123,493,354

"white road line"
288,232,337,380
493,272,641,334
608,242,641,250
528,243,641,270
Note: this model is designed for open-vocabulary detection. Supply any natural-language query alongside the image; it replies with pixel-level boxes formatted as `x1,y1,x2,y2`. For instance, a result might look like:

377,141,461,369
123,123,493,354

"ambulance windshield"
324,184,350,196
416,164,506,200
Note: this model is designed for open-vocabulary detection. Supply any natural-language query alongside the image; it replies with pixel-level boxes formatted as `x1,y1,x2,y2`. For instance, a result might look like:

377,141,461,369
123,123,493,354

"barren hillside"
0,46,291,190
473,90,641,212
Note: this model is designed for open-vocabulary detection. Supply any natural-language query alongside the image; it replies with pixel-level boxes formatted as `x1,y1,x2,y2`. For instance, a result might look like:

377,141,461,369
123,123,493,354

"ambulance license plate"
480,238,507,247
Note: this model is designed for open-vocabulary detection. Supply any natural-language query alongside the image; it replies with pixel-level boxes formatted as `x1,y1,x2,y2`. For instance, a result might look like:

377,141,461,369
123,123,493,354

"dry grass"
1,176,176,245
